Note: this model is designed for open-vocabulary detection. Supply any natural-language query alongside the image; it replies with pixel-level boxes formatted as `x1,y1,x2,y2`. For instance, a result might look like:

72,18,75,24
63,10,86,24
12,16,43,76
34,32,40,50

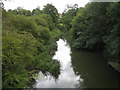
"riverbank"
34,38,120,88
108,62,120,73
26,39,61,88
2,8,64,88
64,32,120,75
34,39,81,88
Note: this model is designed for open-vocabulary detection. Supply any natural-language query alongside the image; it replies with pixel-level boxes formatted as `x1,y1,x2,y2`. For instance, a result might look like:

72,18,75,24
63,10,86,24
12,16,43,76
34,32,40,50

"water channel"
34,39,119,88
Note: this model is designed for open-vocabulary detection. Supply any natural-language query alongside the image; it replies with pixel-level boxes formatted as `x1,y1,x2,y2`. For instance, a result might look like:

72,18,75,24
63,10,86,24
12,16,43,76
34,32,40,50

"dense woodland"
1,1,120,88
2,3,62,88
61,2,120,62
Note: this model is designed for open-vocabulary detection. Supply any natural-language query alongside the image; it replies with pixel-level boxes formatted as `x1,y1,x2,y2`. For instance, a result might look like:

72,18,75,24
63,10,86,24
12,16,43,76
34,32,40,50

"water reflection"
34,39,82,88
71,50,120,88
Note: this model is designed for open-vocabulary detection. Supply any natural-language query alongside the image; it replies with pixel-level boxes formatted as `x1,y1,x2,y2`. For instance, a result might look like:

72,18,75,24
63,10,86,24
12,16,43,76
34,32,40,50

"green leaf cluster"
60,9,78,31
69,2,120,62
2,4,62,88
43,4,59,26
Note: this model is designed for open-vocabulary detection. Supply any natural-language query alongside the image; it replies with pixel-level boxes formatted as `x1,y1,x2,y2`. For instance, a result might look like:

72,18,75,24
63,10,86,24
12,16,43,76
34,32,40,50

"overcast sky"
3,0,89,13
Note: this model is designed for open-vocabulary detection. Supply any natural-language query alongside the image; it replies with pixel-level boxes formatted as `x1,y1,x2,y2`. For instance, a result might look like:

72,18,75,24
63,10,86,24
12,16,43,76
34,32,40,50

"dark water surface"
34,39,119,88
71,50,119,88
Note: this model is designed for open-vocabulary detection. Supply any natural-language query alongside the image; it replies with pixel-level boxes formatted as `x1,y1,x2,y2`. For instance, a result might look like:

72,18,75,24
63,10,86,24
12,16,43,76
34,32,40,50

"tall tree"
61,9,78,30
43,4,59,26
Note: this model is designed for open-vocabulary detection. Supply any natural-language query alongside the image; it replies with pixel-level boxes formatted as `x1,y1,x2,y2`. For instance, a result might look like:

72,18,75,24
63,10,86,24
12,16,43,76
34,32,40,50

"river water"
34,39,119,88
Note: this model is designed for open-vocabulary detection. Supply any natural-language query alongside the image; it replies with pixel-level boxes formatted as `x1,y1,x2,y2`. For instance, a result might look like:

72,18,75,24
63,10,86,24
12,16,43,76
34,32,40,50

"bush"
2,30,38,88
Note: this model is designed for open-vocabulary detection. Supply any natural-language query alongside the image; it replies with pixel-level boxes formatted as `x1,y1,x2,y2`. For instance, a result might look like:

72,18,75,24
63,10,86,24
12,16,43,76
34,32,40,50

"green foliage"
32,15,48,27
70,2,120,62
37,25,51,44
8,7,32,16
57,23,66,32
103,2,120,61
2,30,38,88
11,15,37,32
2,11,15,30
2,14,37,32
43,4,59,26
31,14,55,31
61,9,78,30
51,28,63,40
33,51,60,78
39,14,55,30
32,7,43,15
3,13,52,45
2,5,61,88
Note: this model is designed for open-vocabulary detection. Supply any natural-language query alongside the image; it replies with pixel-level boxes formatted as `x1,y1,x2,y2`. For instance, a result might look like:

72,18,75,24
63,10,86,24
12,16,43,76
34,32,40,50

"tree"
2,30,38,88
69,2,120,62
8,7,32,16
103,2,120,61
2,7,61,88
43,4,59,26
32,7,43,15
60,9,78,30
71,2,110,50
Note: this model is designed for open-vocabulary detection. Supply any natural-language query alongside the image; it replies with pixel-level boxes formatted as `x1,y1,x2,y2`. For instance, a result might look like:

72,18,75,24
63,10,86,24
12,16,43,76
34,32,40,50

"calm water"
34,39,119,88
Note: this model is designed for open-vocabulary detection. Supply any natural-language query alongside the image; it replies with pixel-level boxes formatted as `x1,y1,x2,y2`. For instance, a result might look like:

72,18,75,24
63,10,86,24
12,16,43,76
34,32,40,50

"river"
34,39,119,88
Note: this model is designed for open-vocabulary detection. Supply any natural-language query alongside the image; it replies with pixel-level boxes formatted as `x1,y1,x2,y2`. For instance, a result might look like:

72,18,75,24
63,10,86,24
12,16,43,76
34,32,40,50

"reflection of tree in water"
35,39,81,88
71,50,120,88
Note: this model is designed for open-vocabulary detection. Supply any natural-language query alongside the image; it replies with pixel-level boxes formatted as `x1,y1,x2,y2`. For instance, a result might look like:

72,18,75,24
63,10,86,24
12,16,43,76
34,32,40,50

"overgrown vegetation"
62,2,120,62
2,3,63,88
1,1,120,88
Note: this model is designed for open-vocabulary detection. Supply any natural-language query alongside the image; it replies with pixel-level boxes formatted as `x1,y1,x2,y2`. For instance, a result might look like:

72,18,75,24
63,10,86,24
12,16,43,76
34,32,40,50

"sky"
3,0,89,13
